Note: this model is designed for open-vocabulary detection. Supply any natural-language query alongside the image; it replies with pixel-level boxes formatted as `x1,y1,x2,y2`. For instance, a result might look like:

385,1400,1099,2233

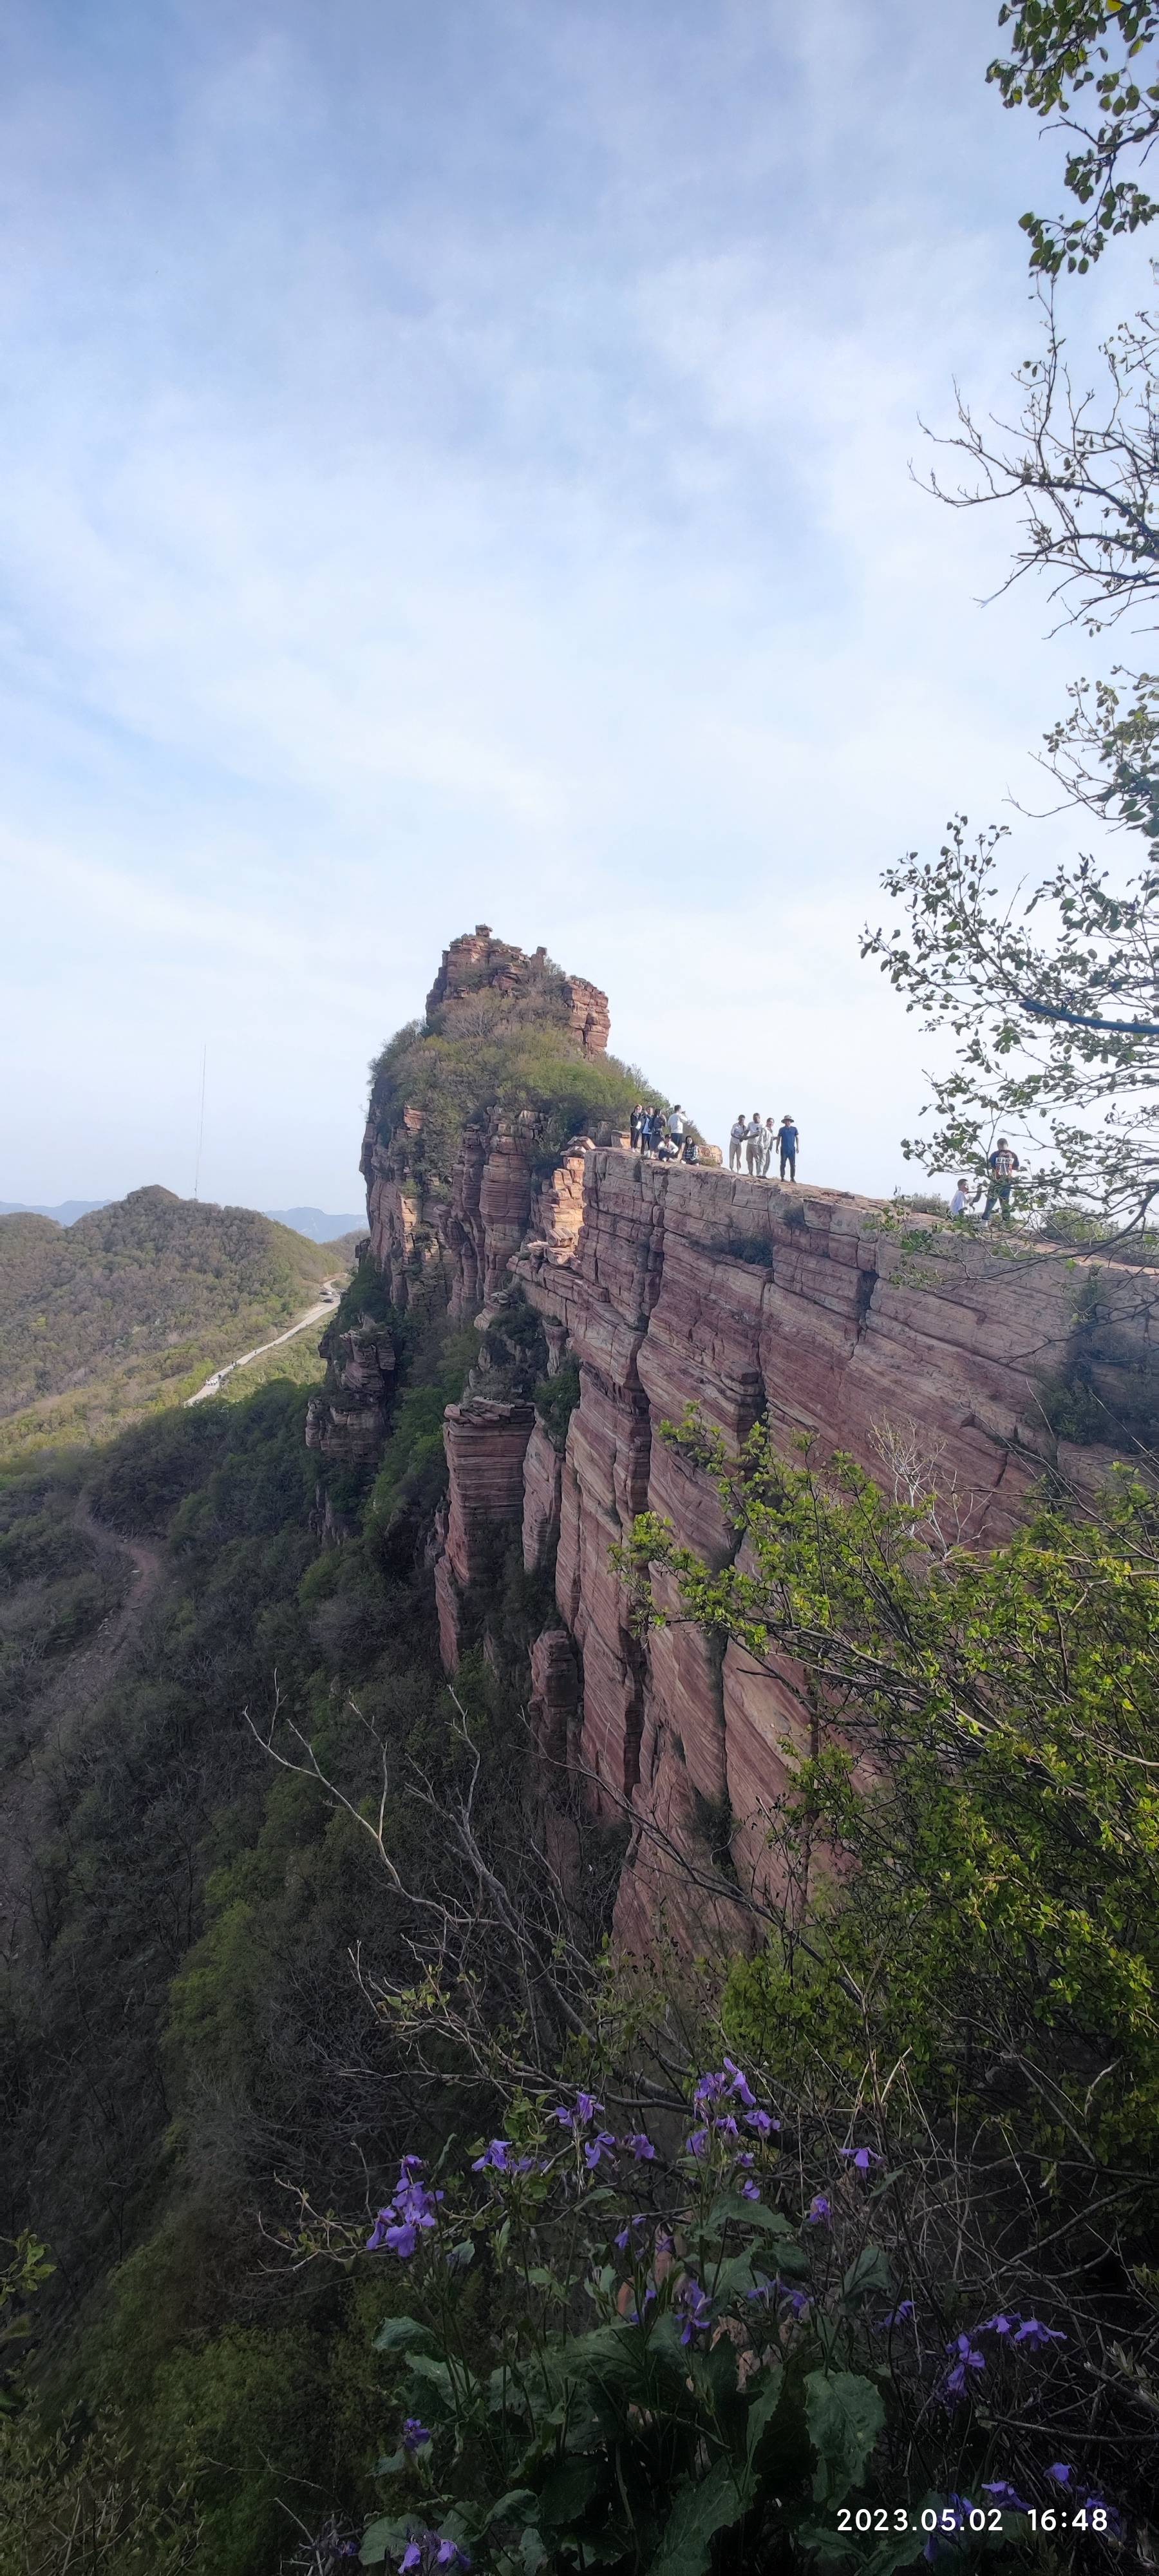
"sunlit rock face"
351,938,1156,1955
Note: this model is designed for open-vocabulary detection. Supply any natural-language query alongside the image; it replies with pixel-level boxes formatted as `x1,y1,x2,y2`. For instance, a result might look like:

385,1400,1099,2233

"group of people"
728,1112,799,1182
628,1103,702,1164
950,1141,1022,1226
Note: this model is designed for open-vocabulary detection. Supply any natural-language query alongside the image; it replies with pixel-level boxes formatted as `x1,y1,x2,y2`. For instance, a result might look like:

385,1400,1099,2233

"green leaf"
486,2490,540,2530
841,2246,894,2307
744,2363,785,2467
360,2517,412,2567
538,2459,602,2529
708,2193,794,2235
804,2370,886,2506
519,2532,548,2575
373,2315,437,2354
713,2249,763,2303
651,2455,753,2576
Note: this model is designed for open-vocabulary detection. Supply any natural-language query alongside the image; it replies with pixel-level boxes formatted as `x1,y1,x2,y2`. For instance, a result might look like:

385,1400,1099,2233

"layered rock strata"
440,1150,1154,1949
348,935,1159,1955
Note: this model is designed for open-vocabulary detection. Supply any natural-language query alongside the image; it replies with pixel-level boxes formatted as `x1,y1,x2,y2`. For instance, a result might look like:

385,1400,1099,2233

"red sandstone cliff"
345,938,1159,1953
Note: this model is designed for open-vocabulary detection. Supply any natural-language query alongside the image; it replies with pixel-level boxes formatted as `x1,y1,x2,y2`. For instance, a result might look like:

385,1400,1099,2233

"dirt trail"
184,1276,343,1406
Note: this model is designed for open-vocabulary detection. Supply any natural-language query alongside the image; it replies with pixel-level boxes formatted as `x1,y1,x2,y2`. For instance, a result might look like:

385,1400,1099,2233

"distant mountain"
0,1198,112,1225
263,1206,364,1241
0,1186,342,1453
0,1199,364,1239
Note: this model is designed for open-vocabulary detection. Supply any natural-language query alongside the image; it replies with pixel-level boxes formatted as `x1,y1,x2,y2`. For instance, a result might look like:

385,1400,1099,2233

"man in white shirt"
745,1114,764,1175
729,1115,747,1172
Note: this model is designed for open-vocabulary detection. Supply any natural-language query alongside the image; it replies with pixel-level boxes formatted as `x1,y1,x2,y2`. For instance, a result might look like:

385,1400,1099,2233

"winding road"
184,1276,343,1406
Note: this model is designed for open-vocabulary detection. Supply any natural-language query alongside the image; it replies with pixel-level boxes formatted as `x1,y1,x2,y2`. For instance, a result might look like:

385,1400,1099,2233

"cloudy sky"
1,0,1149,1212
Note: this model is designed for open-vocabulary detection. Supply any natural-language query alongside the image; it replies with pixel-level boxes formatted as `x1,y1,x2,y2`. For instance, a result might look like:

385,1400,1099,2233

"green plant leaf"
805,2370,886,2506
841,2246,894,2306
537,2458,603,2529
360,2516,412,2566
708,2193,794,2235
373,2316,437,2354
651,2455,753,2576
744,2363,785,2466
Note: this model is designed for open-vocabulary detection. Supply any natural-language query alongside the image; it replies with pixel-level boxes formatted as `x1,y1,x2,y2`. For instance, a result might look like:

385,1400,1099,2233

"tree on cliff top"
368,1007,660,1186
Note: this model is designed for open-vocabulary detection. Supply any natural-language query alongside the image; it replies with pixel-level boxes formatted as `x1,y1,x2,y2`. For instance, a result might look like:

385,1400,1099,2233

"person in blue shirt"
776,1115,799,1181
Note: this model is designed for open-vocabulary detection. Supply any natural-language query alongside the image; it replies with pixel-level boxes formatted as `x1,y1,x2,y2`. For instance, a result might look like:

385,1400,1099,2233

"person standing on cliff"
745,1114,764,1176
983,1139,1020,1225
630,1103,645,1151
668,1104,686,1151
760,1114,777,1177
729,1115,747,1172
777,1115,799,1181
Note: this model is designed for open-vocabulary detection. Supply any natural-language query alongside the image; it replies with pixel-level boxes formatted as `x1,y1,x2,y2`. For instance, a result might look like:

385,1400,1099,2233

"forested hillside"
0,1296,562,2571
0,1190,345,1455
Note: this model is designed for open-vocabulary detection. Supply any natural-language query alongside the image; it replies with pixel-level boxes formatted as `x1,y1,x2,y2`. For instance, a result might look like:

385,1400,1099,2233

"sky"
1,0,1151,1211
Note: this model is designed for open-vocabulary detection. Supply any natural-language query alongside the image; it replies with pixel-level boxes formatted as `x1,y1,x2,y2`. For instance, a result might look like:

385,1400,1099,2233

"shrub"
534,1356,581,1451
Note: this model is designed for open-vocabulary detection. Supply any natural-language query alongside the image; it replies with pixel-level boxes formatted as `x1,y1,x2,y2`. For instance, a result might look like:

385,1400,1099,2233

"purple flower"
747,2275,809,2321
944,2333,986,2398
981,2483,1030,2514
674,2277,713,2345
576,2092,603,2125
693,2069,731,2106
806,2194,831,2226
471,2139,513,2172
402,2418,432,2454
723,2056,757,2110
838,2145,881,2174
744,2108,780,2138
685,2125,710,2159
625,2132,655,2161
979,2312,1019,2337
584,2130,617,2170
1013,2317,1066,2348
366,2159,443,2257
878,2300,915,2329
614,2213,648,2251
397,2537,471,2575
1047,2465,1072,2488
740,2177,762,2201
1080,2497,1122,2535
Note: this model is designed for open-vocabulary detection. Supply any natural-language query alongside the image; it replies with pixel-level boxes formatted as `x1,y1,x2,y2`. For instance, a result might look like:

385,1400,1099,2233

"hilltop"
0,1186,348,1454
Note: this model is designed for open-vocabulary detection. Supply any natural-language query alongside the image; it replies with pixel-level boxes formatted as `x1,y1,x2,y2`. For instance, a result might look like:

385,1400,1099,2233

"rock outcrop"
343,936,1159,1953
305,1318,396,1463
426,925,610,1058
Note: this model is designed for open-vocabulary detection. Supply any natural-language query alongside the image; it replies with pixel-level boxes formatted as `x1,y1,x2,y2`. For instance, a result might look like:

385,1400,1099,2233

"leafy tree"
988,2,1159,274
616,1415,1159,2542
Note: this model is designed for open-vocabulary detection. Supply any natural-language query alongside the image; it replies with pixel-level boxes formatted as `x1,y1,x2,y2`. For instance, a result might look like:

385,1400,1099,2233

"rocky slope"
319,933,1159,1951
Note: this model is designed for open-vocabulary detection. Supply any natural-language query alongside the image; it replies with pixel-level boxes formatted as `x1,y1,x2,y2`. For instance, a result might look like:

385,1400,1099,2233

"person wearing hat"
776,1115,799,1181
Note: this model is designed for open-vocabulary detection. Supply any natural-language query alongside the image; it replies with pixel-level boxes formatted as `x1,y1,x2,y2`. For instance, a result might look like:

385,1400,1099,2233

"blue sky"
1,0,1148,1209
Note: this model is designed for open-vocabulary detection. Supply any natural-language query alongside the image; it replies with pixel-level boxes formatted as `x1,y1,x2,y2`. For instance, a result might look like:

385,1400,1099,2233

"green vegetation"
368,1009,660,1193
0,1190,344,1456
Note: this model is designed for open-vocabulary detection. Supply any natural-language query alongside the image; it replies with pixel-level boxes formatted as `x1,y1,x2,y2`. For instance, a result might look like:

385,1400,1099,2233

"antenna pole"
193,1046,207,1201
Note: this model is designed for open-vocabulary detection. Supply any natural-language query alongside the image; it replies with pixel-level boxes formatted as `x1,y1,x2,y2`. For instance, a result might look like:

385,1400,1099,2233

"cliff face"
342,937,1159,1952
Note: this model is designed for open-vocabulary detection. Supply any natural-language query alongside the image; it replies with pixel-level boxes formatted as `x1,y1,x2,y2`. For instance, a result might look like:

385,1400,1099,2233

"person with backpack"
729,1114,747,1173
983,1139,1020,1225
776,1115,799,1181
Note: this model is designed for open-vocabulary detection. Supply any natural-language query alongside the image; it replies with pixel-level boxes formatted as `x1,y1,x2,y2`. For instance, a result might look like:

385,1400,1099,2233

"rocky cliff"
326,934,1159,1952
